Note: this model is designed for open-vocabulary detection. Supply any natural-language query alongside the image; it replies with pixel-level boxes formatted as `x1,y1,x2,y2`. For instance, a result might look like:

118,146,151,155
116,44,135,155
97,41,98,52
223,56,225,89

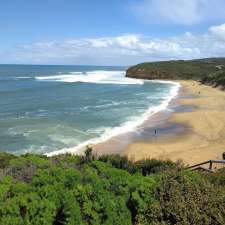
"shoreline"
46,79,225,165
92,91,184,155
46,80,180,157
125,80,225,165
92,81,189,156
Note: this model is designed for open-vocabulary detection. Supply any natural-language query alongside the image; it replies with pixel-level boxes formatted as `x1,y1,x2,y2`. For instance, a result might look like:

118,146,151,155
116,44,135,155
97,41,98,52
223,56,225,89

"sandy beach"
124,80,225,165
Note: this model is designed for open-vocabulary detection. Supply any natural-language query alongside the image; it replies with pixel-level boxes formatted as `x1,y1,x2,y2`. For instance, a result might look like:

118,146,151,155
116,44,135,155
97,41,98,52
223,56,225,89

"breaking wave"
35,70,144,85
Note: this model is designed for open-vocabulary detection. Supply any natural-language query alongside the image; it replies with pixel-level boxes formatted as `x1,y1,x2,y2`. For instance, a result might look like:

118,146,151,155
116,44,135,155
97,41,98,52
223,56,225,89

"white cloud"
131,0,225,25
210,23,225,41
115,35,139,48
1,24,225,65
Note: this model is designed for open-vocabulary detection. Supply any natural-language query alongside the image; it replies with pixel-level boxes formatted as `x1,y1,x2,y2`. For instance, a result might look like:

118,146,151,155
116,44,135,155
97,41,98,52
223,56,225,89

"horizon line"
0,63,128,67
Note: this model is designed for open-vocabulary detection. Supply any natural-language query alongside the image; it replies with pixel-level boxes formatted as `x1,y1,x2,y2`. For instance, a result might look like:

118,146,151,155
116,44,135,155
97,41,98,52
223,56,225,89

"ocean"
0,64,180,155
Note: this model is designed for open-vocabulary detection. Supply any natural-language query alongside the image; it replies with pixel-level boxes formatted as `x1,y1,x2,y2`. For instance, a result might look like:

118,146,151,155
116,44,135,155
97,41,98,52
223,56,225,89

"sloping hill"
126,58,225,81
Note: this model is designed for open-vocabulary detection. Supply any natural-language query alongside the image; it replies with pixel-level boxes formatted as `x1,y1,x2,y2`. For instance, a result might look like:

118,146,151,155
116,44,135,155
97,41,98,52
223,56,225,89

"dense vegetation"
0,149,224,225
201,71,225,89
126,58,225,83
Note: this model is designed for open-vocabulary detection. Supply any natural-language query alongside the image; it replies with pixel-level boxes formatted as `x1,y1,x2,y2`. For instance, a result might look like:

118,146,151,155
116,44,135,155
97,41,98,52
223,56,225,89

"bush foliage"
0,150,224,225
201,71,225,89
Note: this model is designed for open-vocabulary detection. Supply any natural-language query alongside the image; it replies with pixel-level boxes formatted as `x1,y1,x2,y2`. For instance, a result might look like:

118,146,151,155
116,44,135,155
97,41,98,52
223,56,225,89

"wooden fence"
187,160,225,172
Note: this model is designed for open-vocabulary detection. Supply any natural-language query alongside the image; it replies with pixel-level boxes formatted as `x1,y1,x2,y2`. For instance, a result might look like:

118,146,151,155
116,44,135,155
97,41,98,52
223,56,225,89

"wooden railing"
187,160,225,172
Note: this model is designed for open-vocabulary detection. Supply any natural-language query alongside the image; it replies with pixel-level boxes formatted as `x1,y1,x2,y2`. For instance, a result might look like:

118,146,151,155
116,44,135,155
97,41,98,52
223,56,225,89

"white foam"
82,101,121,111
14,76,33,80
36,70,144,85
46,80,181,157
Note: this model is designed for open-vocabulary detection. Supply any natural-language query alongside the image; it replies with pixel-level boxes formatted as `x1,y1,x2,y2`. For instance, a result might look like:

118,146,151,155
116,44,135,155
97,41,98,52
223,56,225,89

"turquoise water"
0,65,179,155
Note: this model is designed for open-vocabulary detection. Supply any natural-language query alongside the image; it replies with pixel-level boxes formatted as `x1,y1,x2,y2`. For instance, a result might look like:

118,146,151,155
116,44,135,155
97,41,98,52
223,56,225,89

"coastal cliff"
126,67,175,80
126,58,225,81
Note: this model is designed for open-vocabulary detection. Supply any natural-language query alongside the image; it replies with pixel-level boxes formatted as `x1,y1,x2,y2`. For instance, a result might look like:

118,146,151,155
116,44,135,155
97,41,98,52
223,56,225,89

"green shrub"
98,154,176,175
201,71,225,88
138,172,225,225
0,152,17,169
205,168,225,186
0,152,224,224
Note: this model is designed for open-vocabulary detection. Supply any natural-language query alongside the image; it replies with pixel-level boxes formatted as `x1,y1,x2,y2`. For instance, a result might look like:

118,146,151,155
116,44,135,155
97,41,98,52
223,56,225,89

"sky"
1,0,225,66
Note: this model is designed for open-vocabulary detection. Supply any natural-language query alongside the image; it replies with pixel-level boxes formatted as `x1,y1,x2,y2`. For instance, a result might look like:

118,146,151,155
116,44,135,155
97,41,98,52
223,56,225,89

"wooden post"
209,160,212,170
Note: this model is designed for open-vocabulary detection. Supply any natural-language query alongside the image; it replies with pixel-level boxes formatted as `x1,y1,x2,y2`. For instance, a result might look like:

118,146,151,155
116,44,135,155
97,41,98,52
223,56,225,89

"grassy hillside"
126,58,225,81
0,149,224,225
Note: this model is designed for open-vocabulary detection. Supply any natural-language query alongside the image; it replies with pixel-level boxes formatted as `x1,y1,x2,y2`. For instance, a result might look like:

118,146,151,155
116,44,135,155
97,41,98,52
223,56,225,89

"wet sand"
92,108,185,156
93,82,191,157
124,81,225,165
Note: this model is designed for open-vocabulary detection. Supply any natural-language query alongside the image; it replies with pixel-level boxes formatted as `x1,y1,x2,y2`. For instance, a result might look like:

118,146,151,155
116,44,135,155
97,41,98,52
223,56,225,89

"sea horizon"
0,63,129,68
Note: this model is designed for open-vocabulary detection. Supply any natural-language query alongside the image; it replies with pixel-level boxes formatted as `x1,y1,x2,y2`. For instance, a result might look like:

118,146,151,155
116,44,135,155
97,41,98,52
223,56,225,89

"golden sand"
124,80,225,165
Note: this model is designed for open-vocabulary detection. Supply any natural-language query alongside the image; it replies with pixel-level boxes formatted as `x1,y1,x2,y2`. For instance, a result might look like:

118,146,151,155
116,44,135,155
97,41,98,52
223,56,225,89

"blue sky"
1,0,225,65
